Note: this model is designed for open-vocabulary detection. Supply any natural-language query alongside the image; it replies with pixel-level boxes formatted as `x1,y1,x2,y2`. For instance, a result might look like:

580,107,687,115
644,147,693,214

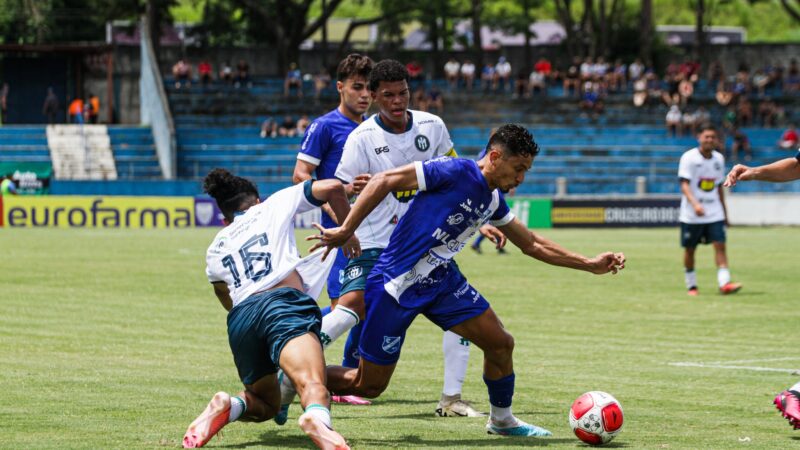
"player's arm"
212,281,233,311
499,217,625,274
725,158,800,187
679,179,704,216
717,183,729,225
293,159,343,224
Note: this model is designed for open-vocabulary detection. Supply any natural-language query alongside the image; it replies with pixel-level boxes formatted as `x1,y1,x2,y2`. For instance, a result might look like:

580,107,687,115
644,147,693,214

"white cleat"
435,394,486,417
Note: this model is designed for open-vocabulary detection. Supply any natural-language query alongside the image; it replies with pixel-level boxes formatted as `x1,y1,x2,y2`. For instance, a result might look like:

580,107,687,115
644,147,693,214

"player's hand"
590,252,626,275
306,223,353,260
724,164,751,187
341,235,362,260
478,224,506,249
693,203,705,216
351,174,372,195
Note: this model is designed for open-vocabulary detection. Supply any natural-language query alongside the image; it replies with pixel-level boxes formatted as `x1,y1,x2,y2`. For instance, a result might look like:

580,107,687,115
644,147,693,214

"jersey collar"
374,110,414,134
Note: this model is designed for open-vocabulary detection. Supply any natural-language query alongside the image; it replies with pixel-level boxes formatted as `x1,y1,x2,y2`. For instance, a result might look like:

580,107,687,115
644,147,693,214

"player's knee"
490,332,515,361
356,378,390,398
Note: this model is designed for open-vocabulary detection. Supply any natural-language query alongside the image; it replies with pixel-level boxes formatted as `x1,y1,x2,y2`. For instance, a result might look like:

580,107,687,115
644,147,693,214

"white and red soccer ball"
568,391,624,445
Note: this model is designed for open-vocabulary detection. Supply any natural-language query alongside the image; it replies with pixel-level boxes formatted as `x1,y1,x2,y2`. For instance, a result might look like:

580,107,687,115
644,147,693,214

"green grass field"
2,227,799,449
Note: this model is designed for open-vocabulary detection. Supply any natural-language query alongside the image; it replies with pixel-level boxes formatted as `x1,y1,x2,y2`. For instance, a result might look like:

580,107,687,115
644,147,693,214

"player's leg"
681,222,699,295
471,234,485,254
710,221,742,294
436,331,485,417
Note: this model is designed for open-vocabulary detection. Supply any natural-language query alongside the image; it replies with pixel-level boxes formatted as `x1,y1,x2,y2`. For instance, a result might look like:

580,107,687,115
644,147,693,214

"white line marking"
703,357,800,364
668,362,798,373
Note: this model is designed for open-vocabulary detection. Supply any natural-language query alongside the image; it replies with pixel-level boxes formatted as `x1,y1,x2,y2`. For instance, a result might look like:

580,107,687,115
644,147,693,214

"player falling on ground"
293,53,374,406
182,169,358,449
725,150,800,430
282,59,499,420
678,124,742,296
310,124,626,437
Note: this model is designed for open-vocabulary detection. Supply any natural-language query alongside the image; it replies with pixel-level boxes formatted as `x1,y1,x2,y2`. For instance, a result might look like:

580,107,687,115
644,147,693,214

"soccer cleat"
183,392,231,448
274,403,290,426
719,282,742,295
470,245,482,254
331,395,372,405
486,417,552,437
275,369,296,426
435,396,486,417
687,286,699,296
298,412,350,450
774,390,800,427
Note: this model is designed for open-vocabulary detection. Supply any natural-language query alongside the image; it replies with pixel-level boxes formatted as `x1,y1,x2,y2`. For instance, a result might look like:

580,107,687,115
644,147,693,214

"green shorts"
226,287,321,385
339,248,383,296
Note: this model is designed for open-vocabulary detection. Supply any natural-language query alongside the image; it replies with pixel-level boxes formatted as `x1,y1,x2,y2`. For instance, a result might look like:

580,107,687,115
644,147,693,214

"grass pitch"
1,227,799,449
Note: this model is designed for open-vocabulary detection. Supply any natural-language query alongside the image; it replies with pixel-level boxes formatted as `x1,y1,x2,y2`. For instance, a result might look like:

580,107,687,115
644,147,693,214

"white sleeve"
268,182,321,216
677,153,693,180
437,122,456,157
335,134,369,183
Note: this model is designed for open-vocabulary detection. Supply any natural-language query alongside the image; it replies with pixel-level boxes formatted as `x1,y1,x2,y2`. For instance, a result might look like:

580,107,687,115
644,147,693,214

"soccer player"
181,169,357,449
311,59,496,418
311,124,626,437
678,125,742,296
293,53,374,406
724,151,800,430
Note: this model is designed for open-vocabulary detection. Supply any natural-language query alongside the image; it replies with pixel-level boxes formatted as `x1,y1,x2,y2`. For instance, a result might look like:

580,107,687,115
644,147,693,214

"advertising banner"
551,199,680,227
506,198,552,228
0,162,52,195
194,196,225,227
2,196,194,228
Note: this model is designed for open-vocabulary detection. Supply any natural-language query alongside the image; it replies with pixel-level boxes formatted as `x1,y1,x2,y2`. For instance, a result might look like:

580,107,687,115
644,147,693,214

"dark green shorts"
226,287,321,385
339,248,383,296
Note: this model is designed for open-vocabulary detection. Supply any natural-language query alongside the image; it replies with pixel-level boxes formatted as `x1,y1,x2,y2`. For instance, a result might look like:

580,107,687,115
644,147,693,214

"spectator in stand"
716,79,735,106
736,97,753,127
733,64,751,97
645,71,663,104
513,68,528,99
260,117,278,138
682,108,698,136
632,74,648,107
296,114,311,135
608,59,627,92
679,58,700,82
88,93,100,124
0,83,8,124
580,57,593,82
786,59,800,92
695,106,710,126
68,97,84,124
235,59,251,88
219,61,233,85
527,67,546,98
42,87,59,124
313,67,332,101
666,104,683,137
593,57,609,83
444,57,460,90
758,98,778,127
1,173,18,195
769,61,785,92
779,124,799,149
708,60,725,85
406,60,424,89
752,69,770,97
730,128,752,162
628,58,645,84
198,60,213,86
285,62,303,98
412,85,428,111
495,56,512,92
579,81,604,116
533,57,552,82
722,107,737,132
460,59,476,91
278,115,297,137
172,58,192,89
563,57,581,97
427,85,444,114
480,62,495,92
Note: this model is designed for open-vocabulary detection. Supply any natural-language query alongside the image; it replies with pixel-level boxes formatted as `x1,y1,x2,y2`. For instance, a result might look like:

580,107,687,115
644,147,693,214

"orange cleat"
298,412,350,450
183,392,231,448
687,287,699,296
719,282,742,295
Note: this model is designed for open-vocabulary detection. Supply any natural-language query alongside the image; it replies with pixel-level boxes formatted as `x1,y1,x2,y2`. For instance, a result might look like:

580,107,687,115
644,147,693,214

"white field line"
668,360,800,374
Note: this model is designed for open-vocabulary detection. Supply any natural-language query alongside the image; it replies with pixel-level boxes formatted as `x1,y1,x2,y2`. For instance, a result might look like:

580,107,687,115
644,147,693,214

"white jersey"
335,110,456,250
678,147,726,224
205,182,335,308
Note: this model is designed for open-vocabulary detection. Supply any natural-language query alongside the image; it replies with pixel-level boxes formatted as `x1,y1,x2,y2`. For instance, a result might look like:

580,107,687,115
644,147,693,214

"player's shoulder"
681,147,700,159
350,114,381,137
411,109,446,128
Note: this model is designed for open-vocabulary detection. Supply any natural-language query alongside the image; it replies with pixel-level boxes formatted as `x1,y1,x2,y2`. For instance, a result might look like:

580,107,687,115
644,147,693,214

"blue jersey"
374,157,514,305
297,108,361,228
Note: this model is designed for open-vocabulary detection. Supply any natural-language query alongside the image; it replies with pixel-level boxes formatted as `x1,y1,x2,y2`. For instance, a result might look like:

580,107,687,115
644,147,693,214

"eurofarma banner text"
1,196,195,228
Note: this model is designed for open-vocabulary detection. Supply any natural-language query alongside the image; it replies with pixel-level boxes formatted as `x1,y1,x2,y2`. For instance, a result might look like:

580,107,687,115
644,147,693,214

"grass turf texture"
1,227,798,449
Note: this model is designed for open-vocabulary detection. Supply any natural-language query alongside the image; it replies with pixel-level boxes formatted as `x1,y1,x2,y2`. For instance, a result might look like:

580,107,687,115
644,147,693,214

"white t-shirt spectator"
496,60,512,78
666,105,682,124
444,60,460,78
629,61,645,81
461,62,476,77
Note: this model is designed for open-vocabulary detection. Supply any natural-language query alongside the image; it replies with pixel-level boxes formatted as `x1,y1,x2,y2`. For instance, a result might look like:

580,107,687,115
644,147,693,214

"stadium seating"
108,127,162,179
0,126,50,163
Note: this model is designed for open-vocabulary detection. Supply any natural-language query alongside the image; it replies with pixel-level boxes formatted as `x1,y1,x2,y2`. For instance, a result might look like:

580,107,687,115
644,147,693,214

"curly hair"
337,53,374,82
203,168,260,222
368,59,409,91
488,124,540,158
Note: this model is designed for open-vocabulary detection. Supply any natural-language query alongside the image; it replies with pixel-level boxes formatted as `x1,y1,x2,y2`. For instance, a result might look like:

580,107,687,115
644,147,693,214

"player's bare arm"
680,179,705,216
499,217,625,274
212,281,233,311
309,179,362,258
478,224,507,248
725,158,800,187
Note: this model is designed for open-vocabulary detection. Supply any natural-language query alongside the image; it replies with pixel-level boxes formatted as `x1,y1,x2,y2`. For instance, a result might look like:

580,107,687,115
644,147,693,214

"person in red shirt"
198,60,213,86
779,124,799,149
533,57,551,78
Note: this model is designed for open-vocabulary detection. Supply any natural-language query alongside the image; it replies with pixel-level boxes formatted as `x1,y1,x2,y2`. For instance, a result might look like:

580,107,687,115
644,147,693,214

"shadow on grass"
351,435,577,447
216,430,314,448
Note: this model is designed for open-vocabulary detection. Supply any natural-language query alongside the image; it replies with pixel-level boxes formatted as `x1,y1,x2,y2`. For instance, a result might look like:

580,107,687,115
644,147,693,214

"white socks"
229,395,246,423
442,330,470,396
717,268,731,288
320,306,359,349
304,403,332,428
490,405,514,424
790,381,800,392
684,270,697,289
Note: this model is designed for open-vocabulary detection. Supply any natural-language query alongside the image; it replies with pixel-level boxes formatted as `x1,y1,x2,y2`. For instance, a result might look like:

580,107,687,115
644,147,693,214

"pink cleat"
331,395,372,405
298,412,350,450
719,282,742,295
774,390,800,429
183,392,231,448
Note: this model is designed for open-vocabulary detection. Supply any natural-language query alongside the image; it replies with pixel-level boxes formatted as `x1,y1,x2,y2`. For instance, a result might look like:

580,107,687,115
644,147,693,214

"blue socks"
484,373,515,408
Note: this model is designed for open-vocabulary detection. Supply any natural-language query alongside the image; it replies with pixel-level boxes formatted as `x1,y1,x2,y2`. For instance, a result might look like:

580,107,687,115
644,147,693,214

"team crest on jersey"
346,266,363,280
381,336,402,354
390,214,399,224
447,213,464,225
414,135,430,152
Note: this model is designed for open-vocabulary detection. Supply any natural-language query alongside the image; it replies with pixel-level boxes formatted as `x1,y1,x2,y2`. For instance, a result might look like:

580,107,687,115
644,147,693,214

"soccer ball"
568,391,623,445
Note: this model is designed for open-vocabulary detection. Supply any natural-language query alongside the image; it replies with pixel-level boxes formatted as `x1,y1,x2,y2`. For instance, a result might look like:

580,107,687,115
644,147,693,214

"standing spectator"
235,59,251,88
88,93,100,124
406,60,424,89
278,115,297,137
295,114,311,135
198,60,213,86
68,97,84,124
444,57,460,90
42,87,59,124
666,104,683,137
313,67,331,101
494,57,512,92
285,62,303,98
779,124,799,149
172,58,192,89
460,59,476,91
0,83,8,125
219,61,233,84
480,62,495,92
786,59,800,93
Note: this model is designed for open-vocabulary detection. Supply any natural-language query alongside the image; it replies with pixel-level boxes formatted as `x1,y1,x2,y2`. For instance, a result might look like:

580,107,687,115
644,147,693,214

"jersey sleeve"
297,120,329,166
267,180,324,216
415,156,460,192
335,133,369,183
490,191,515,226
436,122,457,157
677,152,693,180
205,239,227,283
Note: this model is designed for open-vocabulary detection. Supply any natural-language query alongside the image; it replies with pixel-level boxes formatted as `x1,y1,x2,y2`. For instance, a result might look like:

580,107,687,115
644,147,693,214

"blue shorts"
226,287,322,385
358,267,489,366
681,221,726,248
339,248,383,296
326,249,349,300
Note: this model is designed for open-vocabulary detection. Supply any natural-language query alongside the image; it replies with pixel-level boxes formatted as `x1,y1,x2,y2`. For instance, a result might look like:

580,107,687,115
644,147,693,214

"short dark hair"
337,54,374,82
368,59,408,91
488,124,539,158
203,168,260,222
697,123,717,135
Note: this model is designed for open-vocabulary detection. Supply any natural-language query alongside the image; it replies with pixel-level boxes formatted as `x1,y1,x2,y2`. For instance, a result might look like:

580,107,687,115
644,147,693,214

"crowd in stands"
260,114,310,138
172,58,252,88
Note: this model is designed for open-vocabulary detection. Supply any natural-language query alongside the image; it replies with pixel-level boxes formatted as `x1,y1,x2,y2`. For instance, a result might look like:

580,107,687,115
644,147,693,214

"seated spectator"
278,115,297,137
260,117,278,138
733,64,751,96
730,128,752,162
679,58,700,82
628,58,645,84
412,86,428,111
563,57,581,97
716,80,735,106
296,114,311,135
460,59,476,91
198,60,213,86
722,107,737,132
235,59,250,88
527,68,546,97
758,98,778,127
632,75,647,107
494,57,512,92
68,97,84,124
779,124,799,149
769,61,785,91
580,57,593,82
284,62,303,98
608,59,627,92
665,104,683,137
444,57,460,89
480,63,495,92
752,69,770,97
682,108,698,136
219,61,233,84
172,58,192,89
694,106,710,126
579,82,604,116
707,60,724,85
406,60,424,88
736,97,753,127
313,67,331,100
645,71,662,103
513,69,528,99
786,59,800,93
427,85,444,113
533,57,552,81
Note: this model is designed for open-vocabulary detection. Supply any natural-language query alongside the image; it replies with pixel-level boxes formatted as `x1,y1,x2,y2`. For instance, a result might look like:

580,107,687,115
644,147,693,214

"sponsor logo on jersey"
301,122,318,150
382,336,402,354
697,177,716,192
393,190,417,203
459,198,473,213
447,213,464,225
414,135,430,152
374,145,390,155
418,119,435,125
